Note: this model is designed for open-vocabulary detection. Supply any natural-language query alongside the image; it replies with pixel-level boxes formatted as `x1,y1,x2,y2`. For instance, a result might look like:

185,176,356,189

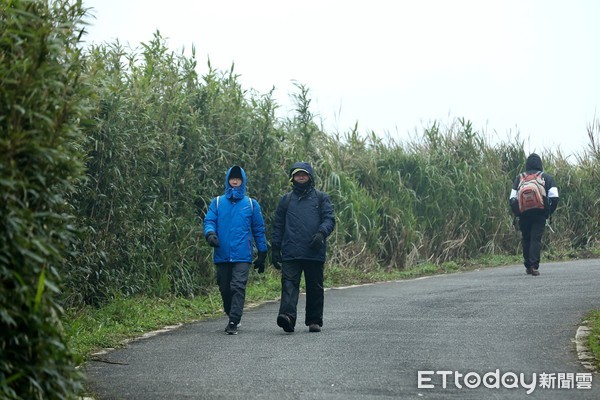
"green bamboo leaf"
0,310,17,327
1,372,24,386
34,268,46,313
20,249,45,263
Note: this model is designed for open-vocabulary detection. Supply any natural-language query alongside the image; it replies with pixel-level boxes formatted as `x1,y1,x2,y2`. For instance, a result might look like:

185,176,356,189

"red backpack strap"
518,172,527,183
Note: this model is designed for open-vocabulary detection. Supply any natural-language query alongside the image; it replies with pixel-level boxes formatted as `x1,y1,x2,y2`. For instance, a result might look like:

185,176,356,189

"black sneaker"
225,321,238,335
277,314,294,332
526,267,533,275
308,324,321,333
223,322,241,332
531,269,540,276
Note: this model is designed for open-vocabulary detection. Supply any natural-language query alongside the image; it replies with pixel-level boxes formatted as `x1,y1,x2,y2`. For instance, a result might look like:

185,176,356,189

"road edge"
574,321,599,373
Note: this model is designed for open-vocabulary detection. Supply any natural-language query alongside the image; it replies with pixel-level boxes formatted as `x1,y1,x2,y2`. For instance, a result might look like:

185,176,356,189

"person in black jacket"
271,162,335,333
509,153,559,276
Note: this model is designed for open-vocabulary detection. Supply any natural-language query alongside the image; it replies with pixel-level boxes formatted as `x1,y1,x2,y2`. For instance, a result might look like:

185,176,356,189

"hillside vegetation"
65,32,600,306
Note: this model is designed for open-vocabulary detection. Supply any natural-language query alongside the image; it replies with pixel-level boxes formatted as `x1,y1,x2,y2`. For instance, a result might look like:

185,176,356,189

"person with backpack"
203,165,268,334
271,161,335,333
509,153,559,276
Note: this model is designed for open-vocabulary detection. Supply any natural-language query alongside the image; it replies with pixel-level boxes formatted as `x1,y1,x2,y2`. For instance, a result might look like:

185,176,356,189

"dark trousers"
518,214,546,269
278,260,324,327
216,262,250,324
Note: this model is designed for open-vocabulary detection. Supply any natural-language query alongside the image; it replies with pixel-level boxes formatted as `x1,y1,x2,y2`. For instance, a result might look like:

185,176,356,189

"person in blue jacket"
204,165,268,334
271,162,335,333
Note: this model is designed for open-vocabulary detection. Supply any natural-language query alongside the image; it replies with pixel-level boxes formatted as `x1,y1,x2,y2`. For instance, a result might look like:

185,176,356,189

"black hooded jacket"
509,153,559,217
271,162,335,262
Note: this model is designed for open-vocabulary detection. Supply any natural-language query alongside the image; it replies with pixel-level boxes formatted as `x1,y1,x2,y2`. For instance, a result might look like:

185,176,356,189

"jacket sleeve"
318,192,335,237
547,196,559,215
250,199,268,253
270,195,287,249
203,197,218,238
544,174,559,215
508,176,520,216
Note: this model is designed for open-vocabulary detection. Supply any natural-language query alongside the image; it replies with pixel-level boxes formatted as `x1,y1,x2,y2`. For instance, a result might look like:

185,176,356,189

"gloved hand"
254,251,267,273
206,232,220,248
309,232,325,249
509,198,521,217
271,247,282,270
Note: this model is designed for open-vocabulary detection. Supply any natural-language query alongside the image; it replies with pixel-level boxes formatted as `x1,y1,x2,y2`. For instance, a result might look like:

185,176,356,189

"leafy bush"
0,0,87,398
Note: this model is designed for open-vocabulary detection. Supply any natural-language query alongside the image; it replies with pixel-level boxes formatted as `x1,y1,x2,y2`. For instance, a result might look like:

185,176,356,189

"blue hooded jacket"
203,165,268,264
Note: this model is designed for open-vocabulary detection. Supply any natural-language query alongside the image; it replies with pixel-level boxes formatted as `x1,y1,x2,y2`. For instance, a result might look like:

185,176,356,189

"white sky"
82,0,600,159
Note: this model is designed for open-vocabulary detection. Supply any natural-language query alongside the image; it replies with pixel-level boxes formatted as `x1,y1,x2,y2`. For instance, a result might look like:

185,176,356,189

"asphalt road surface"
84,259,600,399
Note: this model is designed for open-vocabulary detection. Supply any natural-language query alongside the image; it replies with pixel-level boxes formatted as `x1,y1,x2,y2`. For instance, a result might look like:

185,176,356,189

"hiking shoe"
526,267,533,275
531,269,540,276
225,321,238,335
277,314,294,333
223,322,241,332
308,324,321,333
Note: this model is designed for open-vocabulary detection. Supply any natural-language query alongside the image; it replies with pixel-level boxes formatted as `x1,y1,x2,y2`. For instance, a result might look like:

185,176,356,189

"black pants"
216,262,250,324
518,214,546,269
278,260,324,327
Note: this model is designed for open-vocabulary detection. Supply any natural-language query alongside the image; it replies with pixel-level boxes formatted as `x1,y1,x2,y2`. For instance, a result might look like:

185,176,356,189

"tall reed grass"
58,33,600,306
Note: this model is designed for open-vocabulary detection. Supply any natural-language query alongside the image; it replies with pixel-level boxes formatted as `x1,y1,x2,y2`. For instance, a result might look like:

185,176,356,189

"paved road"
84,259,600,399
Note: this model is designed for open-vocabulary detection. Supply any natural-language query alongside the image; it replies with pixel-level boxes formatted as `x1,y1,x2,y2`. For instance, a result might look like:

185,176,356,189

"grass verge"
586,310,600,370
64,291,223,364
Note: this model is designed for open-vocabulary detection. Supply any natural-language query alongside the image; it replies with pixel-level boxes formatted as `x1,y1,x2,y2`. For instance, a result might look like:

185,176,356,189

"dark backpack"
517,171,546,214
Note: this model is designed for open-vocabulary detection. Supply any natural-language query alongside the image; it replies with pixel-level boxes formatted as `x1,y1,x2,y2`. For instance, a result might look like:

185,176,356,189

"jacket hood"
525,153,543,171
289,161,314,180
225,165,247,200
289,162,315,194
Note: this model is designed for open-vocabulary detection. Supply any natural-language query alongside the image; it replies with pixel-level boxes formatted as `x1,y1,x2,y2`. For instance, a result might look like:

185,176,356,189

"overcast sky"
82,0,599,159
